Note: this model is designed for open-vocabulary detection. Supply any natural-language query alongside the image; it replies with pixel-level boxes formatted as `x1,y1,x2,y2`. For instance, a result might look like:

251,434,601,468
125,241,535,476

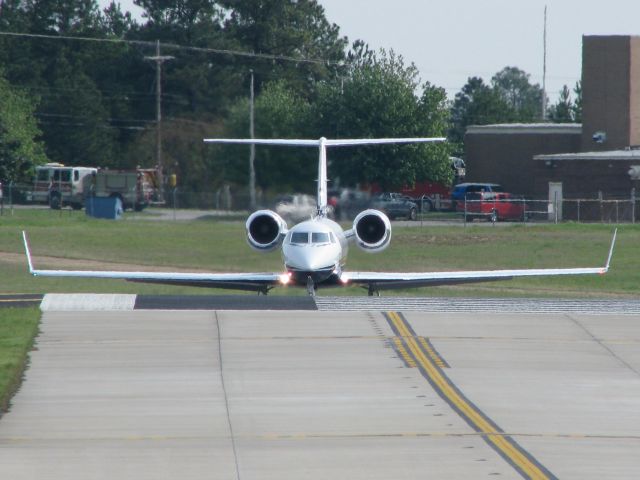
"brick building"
465,124,580,197
464,35,640,203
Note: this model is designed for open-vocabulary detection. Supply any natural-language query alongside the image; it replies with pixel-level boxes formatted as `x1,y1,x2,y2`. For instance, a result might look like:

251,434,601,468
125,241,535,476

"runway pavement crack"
214,311,242,480
565,313,640,378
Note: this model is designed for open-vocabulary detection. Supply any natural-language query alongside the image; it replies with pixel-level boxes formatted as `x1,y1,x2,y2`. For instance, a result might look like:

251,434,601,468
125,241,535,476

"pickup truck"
461,191,526,222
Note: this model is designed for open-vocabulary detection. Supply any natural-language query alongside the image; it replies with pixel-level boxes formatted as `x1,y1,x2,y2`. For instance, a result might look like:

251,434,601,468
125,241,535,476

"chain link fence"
2,181,638,224
460,191,637,224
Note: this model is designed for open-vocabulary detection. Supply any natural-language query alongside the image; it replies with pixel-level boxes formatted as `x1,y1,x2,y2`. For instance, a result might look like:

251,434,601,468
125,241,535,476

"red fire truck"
28,163,97,209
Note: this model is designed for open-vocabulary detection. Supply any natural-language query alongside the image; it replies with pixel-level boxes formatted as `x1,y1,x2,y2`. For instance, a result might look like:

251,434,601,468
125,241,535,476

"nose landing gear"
306,276,316,296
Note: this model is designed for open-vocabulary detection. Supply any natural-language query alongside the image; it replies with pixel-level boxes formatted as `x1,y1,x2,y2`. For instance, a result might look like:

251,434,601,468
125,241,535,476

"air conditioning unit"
628,165,640,180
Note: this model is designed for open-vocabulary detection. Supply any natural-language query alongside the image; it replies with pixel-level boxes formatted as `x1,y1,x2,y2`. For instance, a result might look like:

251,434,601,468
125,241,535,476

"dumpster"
85,196,123,220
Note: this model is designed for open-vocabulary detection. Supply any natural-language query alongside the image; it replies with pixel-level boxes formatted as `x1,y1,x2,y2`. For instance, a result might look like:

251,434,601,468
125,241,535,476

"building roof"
534,149,640,161
466,123,582,135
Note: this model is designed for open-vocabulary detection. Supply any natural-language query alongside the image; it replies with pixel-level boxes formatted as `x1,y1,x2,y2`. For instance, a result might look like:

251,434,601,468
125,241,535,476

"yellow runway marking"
385,311,556,480
0,298,42,303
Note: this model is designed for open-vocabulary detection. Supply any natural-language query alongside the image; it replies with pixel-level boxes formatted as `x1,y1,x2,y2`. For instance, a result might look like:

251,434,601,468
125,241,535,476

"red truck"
461,191,526,222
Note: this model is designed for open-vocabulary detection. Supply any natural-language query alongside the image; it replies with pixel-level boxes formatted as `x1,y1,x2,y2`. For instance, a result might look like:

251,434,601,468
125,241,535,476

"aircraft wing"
343,229,617,291
22,232,283,293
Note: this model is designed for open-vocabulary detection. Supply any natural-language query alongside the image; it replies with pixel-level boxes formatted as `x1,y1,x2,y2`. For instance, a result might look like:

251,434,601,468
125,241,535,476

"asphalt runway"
0,301,639,479
0,294,43,308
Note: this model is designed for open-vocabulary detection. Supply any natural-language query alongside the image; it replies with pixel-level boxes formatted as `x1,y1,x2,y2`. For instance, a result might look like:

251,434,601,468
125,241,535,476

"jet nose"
283,244,339,271
287,249,321,270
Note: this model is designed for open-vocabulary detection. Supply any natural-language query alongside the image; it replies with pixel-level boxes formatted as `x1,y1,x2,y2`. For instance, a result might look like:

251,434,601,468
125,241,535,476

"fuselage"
281,216,348,286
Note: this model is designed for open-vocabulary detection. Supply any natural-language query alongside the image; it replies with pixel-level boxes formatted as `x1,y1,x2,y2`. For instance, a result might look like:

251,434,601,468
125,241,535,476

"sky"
319,0,640,102
107,0,640,102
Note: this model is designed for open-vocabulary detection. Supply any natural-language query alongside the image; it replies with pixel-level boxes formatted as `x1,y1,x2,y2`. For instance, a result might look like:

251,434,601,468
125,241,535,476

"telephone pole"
145,40,174,178
249,69,256,210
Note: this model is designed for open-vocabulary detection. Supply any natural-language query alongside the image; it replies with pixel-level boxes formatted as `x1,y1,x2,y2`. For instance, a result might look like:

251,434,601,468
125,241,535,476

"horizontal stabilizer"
204,137,446,147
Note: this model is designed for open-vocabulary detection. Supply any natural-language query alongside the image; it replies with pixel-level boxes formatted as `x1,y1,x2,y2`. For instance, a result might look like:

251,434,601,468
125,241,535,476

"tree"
220,79,314,193
312,47,452,189
450,67,548,152
0,70,48,183
547,85,574,123
449,76,511,145
491,66,544,121
40,53,116,166
218,0,347,97
572,80,582,123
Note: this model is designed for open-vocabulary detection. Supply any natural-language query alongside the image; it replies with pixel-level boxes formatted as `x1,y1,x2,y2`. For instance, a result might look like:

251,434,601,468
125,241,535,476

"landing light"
279,272,292,285
340,273,350,284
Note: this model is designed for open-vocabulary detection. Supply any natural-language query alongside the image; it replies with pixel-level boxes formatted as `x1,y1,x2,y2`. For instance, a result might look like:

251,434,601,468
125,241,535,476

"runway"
1,299,639,479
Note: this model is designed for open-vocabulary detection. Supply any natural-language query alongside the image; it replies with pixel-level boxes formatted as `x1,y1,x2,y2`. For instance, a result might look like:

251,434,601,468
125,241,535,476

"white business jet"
23,137,616,296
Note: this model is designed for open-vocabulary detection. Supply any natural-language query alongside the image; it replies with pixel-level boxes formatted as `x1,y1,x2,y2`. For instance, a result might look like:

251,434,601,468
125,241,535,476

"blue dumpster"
85,196,123,220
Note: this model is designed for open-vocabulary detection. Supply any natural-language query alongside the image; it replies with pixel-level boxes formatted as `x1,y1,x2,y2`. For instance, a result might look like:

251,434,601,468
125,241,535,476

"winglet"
22,231,35,274
603,228,617,273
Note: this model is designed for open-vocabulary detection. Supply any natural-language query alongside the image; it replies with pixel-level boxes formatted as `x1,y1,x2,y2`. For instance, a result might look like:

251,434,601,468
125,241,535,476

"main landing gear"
367,284,380,297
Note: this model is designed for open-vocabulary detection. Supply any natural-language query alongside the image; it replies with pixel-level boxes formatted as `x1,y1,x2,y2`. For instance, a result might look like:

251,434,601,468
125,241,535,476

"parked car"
463,191,526,222
451,183,504,211
371,192,418,221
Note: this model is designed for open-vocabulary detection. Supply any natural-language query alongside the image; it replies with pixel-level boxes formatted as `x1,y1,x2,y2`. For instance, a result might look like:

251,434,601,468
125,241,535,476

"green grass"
0,307,40,413
0,208,636,297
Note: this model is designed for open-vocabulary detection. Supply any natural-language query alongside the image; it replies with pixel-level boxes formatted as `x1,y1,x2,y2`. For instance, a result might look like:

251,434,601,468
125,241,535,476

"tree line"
0,0,580,194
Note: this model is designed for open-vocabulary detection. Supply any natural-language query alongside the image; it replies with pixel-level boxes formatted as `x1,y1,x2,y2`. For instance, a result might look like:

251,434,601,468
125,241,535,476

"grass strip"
0,208,637,297
0,307,40,414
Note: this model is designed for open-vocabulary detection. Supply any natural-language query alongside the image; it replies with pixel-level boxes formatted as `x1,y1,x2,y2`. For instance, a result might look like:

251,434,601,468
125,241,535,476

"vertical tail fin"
203,136,446,218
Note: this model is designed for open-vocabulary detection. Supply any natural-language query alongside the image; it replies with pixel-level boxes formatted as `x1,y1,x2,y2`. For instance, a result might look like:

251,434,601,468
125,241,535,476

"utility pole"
145,40,174,181
249,69,256,210
542,5,548,120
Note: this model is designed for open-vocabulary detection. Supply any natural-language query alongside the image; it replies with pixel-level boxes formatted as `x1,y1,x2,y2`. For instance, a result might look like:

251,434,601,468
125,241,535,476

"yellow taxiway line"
385,311,556,480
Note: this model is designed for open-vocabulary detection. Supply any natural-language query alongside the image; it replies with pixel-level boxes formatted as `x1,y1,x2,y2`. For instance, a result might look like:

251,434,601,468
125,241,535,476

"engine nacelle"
246,210,288,252
352,209,392,253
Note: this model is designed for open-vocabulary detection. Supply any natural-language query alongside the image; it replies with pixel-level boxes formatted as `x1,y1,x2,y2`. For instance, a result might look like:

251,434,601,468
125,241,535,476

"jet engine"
352,209,392,253
246,210,288,252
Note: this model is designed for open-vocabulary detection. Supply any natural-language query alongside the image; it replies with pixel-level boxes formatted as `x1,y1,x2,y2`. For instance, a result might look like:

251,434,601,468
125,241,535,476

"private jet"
23,137,616,296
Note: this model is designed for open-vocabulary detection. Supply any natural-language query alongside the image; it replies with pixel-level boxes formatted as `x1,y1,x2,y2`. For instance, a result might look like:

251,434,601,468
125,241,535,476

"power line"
0,30,345,66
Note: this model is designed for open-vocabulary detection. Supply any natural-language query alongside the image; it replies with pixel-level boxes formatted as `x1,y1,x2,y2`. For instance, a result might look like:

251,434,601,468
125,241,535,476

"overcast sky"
319,0,640,102
109,0,640,102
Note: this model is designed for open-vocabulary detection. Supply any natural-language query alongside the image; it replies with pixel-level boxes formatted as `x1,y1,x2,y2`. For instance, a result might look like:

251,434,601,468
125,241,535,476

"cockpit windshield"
289,231,335,245
312,232,331,244
290,232,309,244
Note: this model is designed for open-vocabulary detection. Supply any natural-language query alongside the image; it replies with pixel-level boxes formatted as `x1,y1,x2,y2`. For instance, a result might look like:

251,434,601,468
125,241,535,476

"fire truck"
85,169,163,211
28,163,97,209
30,164,163,211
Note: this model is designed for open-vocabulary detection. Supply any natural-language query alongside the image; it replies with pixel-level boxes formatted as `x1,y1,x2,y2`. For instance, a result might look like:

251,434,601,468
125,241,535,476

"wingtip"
604,228,617,272
22,231,35,274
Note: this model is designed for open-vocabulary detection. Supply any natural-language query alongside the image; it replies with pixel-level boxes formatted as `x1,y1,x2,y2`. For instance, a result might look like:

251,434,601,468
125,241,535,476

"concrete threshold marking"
40,294,136,311
385,311,557,480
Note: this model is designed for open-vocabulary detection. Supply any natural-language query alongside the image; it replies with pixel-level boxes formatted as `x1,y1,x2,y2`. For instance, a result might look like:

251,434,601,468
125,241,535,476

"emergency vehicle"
29,163,97,209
